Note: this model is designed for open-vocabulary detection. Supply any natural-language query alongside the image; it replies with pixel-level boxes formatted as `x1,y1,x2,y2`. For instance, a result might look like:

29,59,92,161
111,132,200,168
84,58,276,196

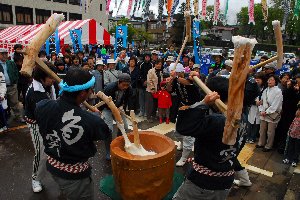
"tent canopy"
0,19,114,46
0,24,40,44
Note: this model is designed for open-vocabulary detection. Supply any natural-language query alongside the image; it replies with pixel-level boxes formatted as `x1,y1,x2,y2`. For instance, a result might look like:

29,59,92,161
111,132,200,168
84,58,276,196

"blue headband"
58,76,95,95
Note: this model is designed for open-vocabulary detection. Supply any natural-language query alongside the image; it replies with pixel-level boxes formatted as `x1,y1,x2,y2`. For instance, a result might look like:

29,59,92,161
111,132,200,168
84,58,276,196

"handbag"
265,111,281,121
264,88,281,121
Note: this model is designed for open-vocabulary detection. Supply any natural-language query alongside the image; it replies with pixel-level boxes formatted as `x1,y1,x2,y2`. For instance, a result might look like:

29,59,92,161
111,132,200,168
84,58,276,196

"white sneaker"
32,180,43,193
176,157,187,167
2,126,7,131
0,128,4,133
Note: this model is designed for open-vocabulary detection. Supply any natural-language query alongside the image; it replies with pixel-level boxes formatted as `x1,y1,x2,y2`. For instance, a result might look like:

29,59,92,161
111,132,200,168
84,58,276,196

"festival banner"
193,20,201,65
261,0,268,23
69,28,83,53
194,0,199,17
248,0,255,24
45,28,60,55
294,0,300,19
213,0,220,25
127,0,133,17
114,25,128,59
106,0,112,14
282,0,291,30
201,0,207,20
224,0,229,24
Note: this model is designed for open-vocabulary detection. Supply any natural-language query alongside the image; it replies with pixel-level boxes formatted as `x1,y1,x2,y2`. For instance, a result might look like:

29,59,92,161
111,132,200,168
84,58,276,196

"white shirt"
259,86,283,123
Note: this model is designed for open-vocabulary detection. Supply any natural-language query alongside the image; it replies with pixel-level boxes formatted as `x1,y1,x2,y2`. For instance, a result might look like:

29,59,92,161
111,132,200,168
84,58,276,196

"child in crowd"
152,81,172,124
283,101,300,167
0,71,8,132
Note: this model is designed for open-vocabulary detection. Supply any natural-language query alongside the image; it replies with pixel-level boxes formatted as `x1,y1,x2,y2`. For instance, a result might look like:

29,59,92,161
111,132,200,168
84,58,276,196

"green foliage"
108,17,151,43
236,1,300,45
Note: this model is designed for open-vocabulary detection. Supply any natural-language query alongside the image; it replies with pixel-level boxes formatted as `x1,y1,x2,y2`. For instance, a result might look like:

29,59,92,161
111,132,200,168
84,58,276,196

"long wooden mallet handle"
35,57,97,111
193,76,227,114
250,56,278,70
130,110,140,147
251,20,283,70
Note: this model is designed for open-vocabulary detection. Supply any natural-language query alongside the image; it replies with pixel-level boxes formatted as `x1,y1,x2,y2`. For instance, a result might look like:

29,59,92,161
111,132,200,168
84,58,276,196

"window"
54,11,67,21
150,23,156,29
69,13,82,21
36,9,51,24
0,4,13,24
69,0,80,5
133,24,142,29
15,6,33,25
100,4,103,11
53,0,67,3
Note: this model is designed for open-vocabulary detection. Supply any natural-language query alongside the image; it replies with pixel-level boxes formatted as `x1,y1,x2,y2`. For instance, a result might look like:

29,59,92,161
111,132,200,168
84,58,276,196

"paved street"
0,116,299,200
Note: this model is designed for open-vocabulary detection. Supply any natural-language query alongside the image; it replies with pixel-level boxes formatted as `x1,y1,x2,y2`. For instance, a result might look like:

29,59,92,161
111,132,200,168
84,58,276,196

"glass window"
69,13,82,21
15,6,33,25
0,4,13,24
150,23,156,29
69,0,80,5
53,0,67,3
36,9,51,24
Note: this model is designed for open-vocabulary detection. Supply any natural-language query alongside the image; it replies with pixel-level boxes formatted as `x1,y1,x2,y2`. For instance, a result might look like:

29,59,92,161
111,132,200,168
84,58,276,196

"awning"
0,24,40,43
17,19,114,45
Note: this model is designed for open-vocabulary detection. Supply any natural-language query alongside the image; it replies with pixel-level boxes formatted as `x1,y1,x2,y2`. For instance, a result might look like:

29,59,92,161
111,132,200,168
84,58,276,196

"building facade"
0,0,108,30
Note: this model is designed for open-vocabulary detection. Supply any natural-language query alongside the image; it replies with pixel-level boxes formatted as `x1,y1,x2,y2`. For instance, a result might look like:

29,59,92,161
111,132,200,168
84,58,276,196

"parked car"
202,48,211,55
211,48,223,55
283,53,296,64
254,51,268,60
228,49,234,58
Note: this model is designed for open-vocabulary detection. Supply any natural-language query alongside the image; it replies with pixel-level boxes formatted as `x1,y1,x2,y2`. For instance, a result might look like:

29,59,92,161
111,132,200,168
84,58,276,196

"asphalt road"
0,118,298,200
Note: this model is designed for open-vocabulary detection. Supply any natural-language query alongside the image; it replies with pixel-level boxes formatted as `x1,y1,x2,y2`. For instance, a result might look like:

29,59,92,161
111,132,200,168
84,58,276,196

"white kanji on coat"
61,109,84,145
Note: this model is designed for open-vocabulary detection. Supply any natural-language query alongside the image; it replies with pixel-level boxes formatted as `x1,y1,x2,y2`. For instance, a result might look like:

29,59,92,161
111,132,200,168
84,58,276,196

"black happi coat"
176,104,235,190
35,96,110,180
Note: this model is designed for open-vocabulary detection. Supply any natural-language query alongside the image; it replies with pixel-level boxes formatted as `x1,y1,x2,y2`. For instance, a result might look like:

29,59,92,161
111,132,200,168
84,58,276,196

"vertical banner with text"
193,20,201,65
69,28,83,53
114,25,128,59
46,28,60,55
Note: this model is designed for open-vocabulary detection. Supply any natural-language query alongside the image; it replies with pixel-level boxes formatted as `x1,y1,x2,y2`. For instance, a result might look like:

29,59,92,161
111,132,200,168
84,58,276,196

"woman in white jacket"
0,72,7,132
257,75,283,152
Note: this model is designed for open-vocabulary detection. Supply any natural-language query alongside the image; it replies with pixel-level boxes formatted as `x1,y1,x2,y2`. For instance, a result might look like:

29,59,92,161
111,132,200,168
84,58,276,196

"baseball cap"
107,59,116,64
118,73,131,82
264,62,276,70
193,64,200,69
151,50,158,55
224,60,233,68
0,48,8,53
96,60,105,65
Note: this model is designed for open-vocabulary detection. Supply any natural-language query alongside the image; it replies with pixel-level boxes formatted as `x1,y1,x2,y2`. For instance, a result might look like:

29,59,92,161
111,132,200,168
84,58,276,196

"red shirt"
152,90,172,109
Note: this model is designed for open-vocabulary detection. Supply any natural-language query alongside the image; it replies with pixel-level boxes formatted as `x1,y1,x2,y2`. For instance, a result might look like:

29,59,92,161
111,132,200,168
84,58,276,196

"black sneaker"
256,145,264,148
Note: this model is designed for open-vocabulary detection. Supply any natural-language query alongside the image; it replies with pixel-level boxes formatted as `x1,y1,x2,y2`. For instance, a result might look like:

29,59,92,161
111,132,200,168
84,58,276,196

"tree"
108,17,152,43
236,1,300,45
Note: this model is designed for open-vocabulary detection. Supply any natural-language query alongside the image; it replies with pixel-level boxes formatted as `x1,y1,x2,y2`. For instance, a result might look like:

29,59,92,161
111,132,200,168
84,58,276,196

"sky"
110,0,262,25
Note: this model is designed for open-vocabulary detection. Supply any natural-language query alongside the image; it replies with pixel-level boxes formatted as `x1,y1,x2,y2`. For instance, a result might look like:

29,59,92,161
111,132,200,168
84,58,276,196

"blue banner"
69,28,83,53
114,25,128,59
193,20,201,65
46,28,60,55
